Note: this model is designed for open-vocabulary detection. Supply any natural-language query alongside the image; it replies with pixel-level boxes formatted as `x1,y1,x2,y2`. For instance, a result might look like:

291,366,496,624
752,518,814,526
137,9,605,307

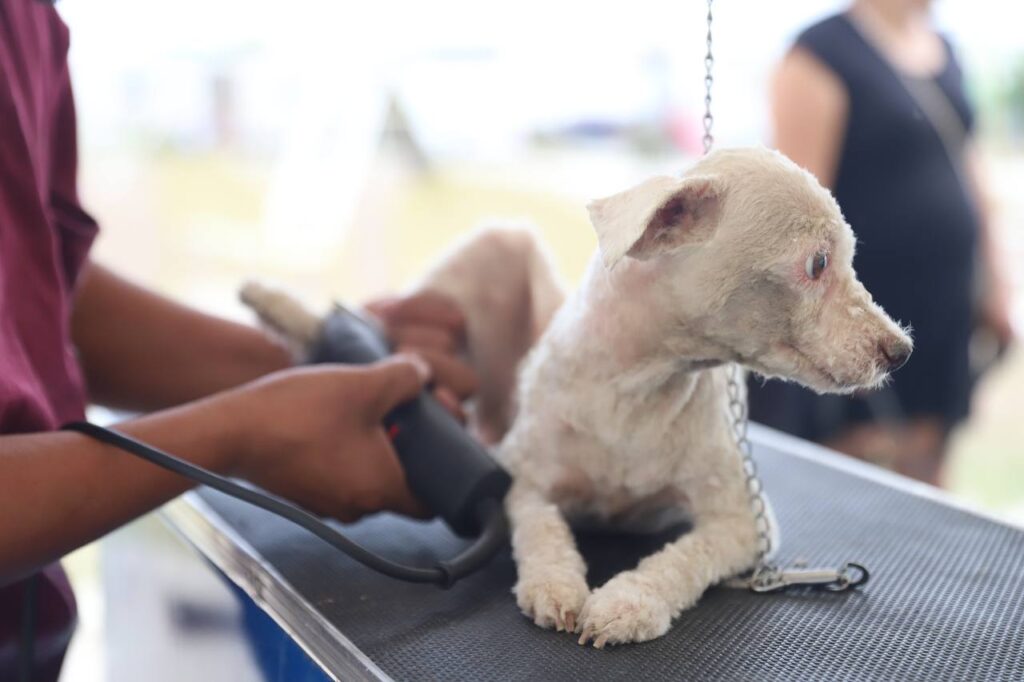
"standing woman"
748,0,1015,484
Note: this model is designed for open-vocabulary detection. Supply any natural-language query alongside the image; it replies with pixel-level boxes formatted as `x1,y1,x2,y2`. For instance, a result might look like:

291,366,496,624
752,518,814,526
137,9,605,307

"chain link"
702,2,867,591
727,364,773,569
702,0,714,155
703,0,773,576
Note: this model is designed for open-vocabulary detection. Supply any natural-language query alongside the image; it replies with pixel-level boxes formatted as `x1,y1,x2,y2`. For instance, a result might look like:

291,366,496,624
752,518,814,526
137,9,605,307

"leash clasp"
748,562,870,593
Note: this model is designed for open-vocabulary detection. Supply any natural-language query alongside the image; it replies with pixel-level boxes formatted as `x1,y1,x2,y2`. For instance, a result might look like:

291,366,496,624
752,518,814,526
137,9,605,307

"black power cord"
63,421,508,588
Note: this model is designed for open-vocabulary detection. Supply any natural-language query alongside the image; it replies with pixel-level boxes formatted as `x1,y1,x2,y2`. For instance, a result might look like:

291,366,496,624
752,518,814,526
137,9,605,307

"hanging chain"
702,0,714,155
701,0,866,593
702,0,773,575
727,364,775,580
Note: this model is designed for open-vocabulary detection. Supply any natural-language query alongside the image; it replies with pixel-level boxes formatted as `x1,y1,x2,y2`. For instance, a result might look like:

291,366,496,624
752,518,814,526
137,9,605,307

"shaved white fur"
242,147,912,648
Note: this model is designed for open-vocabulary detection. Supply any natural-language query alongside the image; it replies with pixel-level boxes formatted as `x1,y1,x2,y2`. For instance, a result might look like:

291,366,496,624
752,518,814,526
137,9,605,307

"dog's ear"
586,175,724,269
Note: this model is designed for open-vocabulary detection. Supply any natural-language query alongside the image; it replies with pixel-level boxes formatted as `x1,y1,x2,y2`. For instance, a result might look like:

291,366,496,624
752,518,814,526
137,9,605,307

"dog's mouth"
787,344,845,385
751,343,860,393
706,339,883,394
728,346,841,391
783,343,893,393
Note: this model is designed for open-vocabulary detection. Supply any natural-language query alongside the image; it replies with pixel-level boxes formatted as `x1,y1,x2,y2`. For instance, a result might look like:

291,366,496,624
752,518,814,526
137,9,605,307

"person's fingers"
364,431,433,519
363,354,430,418
433,386,466,423
396,346,479,399
389,488,432,519
369,292,466,337
363,296,399,317
390,324,459,354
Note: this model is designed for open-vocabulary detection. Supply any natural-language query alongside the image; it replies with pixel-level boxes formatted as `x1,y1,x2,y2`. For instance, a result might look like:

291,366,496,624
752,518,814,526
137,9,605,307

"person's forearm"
0,396,239,585
72,262,292,411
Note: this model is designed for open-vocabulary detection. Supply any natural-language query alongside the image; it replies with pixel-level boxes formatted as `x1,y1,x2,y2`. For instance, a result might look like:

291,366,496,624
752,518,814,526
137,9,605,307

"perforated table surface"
164,425,1024,681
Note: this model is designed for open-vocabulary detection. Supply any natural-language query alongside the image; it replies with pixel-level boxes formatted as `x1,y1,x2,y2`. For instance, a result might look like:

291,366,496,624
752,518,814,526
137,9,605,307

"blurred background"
54,0,1022,679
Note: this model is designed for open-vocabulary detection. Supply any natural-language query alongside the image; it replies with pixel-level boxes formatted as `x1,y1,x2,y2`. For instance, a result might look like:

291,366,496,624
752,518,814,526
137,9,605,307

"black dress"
748,13,980,440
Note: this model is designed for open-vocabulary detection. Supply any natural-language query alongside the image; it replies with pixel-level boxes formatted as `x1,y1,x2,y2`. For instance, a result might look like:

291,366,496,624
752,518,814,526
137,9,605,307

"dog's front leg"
506,480,590,633
577,490,758,647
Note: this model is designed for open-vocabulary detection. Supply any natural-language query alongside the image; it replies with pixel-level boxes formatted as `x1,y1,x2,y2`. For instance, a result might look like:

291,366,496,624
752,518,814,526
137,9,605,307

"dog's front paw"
577,575,672,648
514,569,590,632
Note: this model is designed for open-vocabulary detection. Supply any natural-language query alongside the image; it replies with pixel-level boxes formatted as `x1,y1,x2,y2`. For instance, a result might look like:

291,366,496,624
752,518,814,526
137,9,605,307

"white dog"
242,147,912,648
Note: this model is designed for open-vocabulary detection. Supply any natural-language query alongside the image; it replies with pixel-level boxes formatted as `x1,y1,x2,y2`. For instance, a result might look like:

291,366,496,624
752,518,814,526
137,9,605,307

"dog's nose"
878,338,912,372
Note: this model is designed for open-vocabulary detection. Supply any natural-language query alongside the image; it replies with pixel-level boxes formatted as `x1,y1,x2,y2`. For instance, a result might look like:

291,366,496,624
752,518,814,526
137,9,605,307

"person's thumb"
364,354,431,418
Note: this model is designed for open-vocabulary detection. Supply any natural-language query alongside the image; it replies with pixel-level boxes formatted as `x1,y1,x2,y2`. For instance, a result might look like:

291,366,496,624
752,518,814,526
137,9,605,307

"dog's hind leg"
413,225,566,442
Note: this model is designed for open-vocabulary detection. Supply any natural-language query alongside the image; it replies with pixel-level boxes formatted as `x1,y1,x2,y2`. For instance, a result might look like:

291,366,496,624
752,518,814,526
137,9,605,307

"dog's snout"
878,337,912,372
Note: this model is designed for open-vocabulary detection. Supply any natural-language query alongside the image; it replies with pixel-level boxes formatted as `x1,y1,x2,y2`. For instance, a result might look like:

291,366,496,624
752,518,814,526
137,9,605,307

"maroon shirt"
0,0,99,678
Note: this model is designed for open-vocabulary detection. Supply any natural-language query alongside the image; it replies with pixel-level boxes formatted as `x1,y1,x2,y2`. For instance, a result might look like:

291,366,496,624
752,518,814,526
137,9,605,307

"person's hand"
364,292,479,417
221,355,432,522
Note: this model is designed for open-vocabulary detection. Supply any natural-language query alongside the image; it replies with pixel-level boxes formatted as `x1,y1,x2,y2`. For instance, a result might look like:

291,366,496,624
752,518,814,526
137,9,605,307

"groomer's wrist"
202,390,264,478
205,380,282,481
120,392,251,479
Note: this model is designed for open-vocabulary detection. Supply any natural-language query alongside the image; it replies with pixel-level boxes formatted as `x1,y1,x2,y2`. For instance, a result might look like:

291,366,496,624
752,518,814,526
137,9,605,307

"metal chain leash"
702,0,714,155
701,0,772,578
726,365,774,575
701,0,868,594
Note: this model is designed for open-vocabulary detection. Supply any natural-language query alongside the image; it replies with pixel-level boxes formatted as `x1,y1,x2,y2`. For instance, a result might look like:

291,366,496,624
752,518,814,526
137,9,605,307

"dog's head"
586,147,912,393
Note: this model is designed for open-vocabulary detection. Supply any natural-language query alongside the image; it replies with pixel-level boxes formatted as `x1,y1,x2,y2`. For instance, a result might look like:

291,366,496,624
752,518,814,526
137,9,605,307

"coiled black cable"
63,421,507,587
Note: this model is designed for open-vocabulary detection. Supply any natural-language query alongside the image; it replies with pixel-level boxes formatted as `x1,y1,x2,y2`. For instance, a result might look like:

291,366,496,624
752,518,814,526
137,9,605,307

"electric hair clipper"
309,304,512,538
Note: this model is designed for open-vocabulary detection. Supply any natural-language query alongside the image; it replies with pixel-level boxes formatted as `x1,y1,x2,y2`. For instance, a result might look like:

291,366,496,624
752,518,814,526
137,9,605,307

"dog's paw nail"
576,577,673,646
515,573,589,632
577,627,593,646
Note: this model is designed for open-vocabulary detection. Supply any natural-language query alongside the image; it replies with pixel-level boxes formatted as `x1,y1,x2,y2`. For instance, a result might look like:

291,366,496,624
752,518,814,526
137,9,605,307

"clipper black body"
310,305,512,538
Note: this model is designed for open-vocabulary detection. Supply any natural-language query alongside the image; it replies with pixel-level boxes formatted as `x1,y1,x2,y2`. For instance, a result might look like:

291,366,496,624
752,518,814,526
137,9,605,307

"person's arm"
964,144,1016,345
71,263,480,411
771,46,849,188
71,262,293,411
0,357,430,586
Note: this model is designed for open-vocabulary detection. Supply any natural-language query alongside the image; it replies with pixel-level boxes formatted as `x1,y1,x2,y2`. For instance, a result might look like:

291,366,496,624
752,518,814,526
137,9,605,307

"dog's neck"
571,255,727,380
537,254,732,435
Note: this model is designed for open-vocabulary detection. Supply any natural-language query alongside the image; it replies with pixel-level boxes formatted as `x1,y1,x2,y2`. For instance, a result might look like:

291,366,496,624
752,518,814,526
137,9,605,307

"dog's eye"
805,251,829,280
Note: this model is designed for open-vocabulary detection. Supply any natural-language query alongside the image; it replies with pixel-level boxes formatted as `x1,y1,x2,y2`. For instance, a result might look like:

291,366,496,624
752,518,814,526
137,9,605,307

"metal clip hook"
748,562,870,593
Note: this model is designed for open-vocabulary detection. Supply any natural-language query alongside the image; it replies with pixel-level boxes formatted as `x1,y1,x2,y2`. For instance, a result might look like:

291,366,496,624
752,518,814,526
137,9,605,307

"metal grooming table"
164,424,1024,681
